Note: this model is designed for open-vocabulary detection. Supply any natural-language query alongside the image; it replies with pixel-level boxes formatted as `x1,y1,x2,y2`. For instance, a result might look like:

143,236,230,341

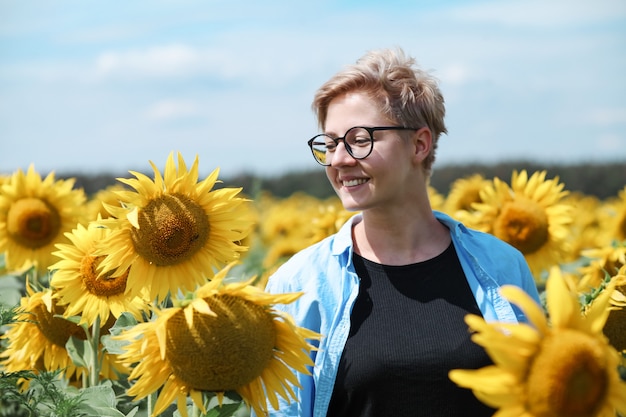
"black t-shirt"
327,243,495,417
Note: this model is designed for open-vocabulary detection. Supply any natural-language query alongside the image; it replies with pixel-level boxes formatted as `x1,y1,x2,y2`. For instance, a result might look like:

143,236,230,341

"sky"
1,0,625,179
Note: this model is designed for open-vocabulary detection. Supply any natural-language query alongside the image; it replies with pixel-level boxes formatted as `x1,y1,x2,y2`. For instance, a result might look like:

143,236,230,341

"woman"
262,47,540,417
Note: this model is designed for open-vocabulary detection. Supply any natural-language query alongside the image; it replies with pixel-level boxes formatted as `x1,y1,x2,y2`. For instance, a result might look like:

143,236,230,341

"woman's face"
323,91,423,212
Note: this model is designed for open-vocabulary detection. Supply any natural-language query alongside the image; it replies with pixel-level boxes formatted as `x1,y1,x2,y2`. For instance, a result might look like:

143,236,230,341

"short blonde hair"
312,47,447,173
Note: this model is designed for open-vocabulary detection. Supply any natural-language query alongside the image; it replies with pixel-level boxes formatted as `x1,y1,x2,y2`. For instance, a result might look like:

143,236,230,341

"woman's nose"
330,140,357,167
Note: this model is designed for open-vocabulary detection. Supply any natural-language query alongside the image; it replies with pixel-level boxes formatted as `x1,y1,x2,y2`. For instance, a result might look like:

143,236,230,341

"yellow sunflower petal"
127,207,140,229
584,280,617,335
189,389,206,415
499,285,548,334
153,377,181,416
449,366,518,395
545,266,580,329
190,298,215,317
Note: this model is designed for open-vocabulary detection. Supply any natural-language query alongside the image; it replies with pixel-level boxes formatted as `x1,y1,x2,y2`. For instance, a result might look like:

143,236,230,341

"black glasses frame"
307,126,420,166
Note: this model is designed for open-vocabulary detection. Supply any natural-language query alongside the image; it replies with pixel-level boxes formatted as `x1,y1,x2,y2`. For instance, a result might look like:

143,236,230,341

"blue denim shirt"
261,211,540,417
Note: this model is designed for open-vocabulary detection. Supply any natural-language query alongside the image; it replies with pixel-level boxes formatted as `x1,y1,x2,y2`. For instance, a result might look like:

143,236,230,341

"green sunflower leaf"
76,381,139,417
65,335,91,369
101,312,139,354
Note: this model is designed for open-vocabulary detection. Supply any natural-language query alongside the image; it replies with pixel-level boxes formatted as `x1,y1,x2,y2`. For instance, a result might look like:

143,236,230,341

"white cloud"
438,63,476,86
95,44,200,79
587,108,626,126
91,41,309,86
447,0,626,27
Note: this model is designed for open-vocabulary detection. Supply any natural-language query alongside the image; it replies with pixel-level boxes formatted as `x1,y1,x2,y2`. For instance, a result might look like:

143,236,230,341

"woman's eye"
351,137,370,146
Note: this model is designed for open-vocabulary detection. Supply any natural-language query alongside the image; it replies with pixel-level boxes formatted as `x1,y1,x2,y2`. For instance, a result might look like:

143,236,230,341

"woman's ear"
412,127,432,164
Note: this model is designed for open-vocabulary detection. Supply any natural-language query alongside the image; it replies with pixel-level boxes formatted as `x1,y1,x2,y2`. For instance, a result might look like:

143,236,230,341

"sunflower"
262,236,310,271
257,192,328,269
577,241,626,291
0,165,87,275
465,170,573,278
85,183,130,221
95,152,255,301
449,266,626,417
257,192,319,245
562,192,604,259
254,194,352,271
443,173,491,219
598,185,626,243
113,264,319,417
49,222,150,327
0,286,125,383
309,196,353,245
602,265,626,352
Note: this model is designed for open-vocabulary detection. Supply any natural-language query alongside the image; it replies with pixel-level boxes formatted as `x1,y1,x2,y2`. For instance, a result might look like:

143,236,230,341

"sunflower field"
0,152,625,417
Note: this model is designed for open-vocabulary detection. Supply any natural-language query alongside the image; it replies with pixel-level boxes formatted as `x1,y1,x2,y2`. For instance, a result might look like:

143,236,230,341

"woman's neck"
352,209,451,265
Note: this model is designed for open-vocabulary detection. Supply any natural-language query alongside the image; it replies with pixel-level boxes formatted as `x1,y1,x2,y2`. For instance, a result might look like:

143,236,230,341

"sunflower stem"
147,391,156,417
89,315,102,387
82,368,88,389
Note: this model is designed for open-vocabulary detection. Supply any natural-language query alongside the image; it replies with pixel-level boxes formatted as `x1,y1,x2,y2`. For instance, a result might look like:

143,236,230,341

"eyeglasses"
307,126,419,166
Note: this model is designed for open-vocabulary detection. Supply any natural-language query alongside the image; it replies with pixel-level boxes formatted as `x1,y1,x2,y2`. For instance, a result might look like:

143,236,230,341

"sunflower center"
165,294,276,391
525,329,609,417
80,255,129,297
6,198,62,249
603,285,626,352
458,190,482,211
493,198,549,254
33,299,86,347
130,193,210,266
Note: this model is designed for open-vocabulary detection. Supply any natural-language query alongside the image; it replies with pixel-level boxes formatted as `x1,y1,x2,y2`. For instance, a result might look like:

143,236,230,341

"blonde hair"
312,47,447,173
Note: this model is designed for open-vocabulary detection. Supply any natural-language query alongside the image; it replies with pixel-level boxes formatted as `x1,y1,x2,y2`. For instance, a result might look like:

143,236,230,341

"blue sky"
1,0,625,179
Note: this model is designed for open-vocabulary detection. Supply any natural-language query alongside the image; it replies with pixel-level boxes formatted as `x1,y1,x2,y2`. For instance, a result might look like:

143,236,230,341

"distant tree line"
221,160,626,200
60,160,625,201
